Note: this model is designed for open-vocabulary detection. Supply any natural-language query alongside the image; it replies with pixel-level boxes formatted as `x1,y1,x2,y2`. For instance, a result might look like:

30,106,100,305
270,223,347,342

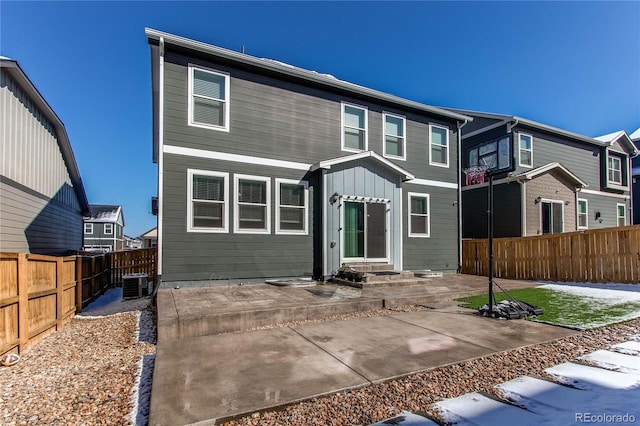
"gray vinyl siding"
462,182,522,238
579,193,630,229
0,69,80,211
161,154,314,283
0,178,83,254
162,51,459,184
403,184,459,272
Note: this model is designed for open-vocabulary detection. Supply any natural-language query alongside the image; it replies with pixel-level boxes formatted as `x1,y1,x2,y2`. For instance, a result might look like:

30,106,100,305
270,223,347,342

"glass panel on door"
366,203,386,259
344,202,364,258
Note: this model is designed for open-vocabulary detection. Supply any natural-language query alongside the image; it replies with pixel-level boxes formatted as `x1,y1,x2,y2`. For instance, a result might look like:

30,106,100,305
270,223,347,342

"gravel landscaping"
2,291,639,426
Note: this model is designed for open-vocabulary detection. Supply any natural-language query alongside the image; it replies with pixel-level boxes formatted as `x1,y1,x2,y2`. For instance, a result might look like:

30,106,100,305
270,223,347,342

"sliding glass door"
343,201,388,262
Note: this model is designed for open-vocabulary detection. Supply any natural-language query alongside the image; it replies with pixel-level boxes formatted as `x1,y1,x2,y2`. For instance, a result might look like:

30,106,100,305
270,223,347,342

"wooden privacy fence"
462,225,640,283
1,248,157,356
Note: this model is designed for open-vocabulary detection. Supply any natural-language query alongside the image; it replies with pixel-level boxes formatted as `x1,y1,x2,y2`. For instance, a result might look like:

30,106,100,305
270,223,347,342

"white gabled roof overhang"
311,151,415,181
516,162,588,188
594,130,639,157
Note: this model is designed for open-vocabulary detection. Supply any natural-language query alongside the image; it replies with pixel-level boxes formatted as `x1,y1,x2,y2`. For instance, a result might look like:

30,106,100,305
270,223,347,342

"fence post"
56,256,64,330
75,256,83,313
90,256,96,303
17,253,29,354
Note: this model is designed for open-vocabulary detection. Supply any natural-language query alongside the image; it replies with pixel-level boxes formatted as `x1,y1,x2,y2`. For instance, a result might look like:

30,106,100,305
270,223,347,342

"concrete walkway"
150,276,577,425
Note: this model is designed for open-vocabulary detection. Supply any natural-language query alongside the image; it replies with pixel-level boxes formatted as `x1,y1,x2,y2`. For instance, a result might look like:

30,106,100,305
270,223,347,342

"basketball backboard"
466,134,515,175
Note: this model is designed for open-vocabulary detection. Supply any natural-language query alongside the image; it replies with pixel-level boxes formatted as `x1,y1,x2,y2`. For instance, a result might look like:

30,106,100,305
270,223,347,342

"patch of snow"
611,341,640,356
580,350,640,373
546,362,640,390
434,392,542,425
370,411,438,425
129,354,155,426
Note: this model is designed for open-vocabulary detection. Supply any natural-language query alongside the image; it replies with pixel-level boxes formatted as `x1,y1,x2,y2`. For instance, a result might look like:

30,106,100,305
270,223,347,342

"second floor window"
519,134,533,167
189,65,230,131
429,124,449,167
608,155,622,185
104,223,113,235
84,223,93,234
383,113,406,160
342,103,367,152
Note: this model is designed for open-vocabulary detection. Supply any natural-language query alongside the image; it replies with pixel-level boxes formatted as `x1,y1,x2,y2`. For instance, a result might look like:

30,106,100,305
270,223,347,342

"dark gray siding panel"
161,153,314,282
462,182,522,238
461,116,504,135
581,193,631,229
1,178,83,255
402,183,459,272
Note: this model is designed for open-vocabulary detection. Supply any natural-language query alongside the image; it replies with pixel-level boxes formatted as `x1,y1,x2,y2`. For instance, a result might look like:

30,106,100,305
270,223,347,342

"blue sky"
1,1,638,237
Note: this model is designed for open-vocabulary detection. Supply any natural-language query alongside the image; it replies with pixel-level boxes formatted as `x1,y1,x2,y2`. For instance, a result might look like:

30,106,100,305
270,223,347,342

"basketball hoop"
463,166,489,186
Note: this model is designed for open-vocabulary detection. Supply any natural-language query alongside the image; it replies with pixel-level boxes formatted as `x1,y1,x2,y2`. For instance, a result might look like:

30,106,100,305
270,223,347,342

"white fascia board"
520,162,588,188
312,151,415,180
410,179,458,190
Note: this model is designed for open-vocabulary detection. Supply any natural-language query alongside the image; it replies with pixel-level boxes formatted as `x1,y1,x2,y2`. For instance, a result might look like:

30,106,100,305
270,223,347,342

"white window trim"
187,169,229,233
187,64,230,132
518,133,533,168
617,203,626,226
234,174,271,234
275,178,308,235
408,192,430,238
382,112,406,161
540,198,565,234
577,198,588,230
104,223,113,235
428,123,449,168
84,223,93,234
341,102,368,153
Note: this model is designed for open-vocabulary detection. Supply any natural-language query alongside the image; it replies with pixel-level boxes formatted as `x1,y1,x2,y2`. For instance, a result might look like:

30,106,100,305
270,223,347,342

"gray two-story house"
83,204,125,252
454,110,637,238
146,29,473,286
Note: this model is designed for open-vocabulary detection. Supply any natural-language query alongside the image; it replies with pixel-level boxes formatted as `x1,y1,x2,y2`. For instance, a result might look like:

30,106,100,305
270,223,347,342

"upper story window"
408,192,430,238
276,179,308,235
617,203,626,226
104,223,113,235
577,198,588,229
188,65,230,132
383,113,406,160
235,175,271,234
608,155,622,185
429,124,449,167
84,223,93,234
187,169,229,233
342,103,368,152
605,150,629,190
519,134,533,167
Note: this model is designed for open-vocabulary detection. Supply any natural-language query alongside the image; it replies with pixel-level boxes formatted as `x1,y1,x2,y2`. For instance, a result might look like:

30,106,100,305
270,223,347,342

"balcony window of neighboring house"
383,113,406,160
84,223,93,234
617,203,626,226
541,200,563,234
188,65,230,131
429,124,449,167
235,175,270,234
276,179,308,234
577,199,588,229
519,134,533,167
408,193,430,237
104,223,113,235
187,169,229,233
342,103,367,152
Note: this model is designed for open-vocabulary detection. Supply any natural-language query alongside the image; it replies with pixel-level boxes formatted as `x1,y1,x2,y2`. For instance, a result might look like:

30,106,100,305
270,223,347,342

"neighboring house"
631,128,640,224
124,235,143,250
140,226,157,248
0,57,90,255
83,205,125,252
451,109,638,238
146,28,472,285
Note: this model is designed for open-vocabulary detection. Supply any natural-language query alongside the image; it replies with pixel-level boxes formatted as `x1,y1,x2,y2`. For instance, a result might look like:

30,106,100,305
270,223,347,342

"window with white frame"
84,223,93,234
276,179,308,234
104,223,113,235
608,155,623,185
187,169,229,233
383,113,406,159
342,103,367,152
188,65,230,131
519,134,533,167
429,124,449,167
235,175,270,234
577,198,588,229
617,203,626,227
541,200,563,234
408,192,430,237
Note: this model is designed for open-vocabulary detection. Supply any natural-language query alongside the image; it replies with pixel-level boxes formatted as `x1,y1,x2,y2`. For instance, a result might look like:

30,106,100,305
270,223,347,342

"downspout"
457,119,468,273
157,37,165,279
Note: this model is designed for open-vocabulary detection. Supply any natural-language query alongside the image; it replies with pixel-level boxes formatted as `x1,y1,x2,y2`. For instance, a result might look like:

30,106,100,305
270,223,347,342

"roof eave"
312,151,415,181
145,28,472,123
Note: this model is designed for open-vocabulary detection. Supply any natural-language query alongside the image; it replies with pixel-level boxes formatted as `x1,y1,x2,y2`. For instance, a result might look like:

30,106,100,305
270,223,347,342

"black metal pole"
488,172,494,317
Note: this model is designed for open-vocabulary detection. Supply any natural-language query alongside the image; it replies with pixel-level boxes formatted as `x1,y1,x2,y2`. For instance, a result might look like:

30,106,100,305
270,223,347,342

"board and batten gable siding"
402,183,459,271
162,51,459,183
161,154,315,283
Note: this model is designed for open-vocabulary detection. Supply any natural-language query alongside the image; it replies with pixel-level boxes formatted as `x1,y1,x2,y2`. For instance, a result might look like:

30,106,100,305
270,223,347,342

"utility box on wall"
122,273,149,299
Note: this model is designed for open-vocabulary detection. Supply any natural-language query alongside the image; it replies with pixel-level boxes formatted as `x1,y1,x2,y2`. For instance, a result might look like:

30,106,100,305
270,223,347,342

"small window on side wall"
577,199,588,229
383,113,406,160
276,179,308,235
408,193,430,237
342,103,367,152
617,203,626,227
429,124,449,167
519,134,533,167
189,65,230,131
